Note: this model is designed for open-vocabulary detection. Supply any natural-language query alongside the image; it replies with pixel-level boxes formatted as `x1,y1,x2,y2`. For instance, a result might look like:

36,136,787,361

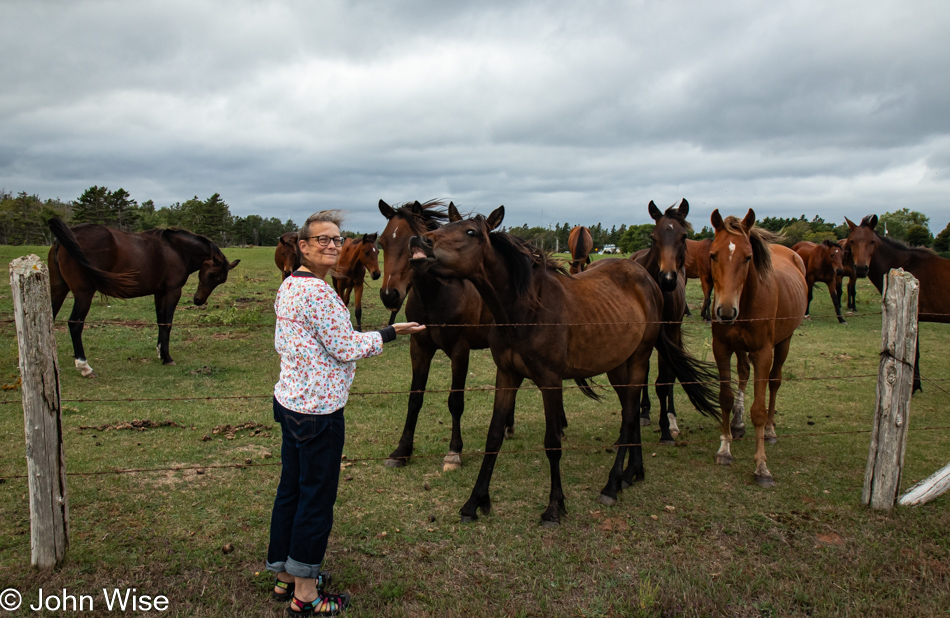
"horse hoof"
442,454,461,472
659,439,676,446
540,519,560,529
82,371,98,378
163,360,176,366
504,426,515,439
640,417,651,427
597,494,617,506
766,437,778,445
715,454,733,466
460,514,478,523
384,458,408,468
731,427,745,440
754,473,776,488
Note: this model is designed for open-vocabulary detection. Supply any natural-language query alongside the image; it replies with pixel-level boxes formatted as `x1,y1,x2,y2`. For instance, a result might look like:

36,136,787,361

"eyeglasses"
304,235,344,247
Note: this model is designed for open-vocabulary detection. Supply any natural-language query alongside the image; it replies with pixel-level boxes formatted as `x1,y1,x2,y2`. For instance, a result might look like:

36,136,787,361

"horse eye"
466,229,478,238
710,254,718,261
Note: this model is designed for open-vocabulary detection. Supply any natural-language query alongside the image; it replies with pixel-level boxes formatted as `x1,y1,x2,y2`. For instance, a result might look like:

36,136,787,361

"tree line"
3,187,949,254
509,209,950,255
0,187,298,247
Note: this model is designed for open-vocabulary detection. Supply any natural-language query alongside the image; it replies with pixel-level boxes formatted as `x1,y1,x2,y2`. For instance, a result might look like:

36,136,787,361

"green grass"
1,245,948,617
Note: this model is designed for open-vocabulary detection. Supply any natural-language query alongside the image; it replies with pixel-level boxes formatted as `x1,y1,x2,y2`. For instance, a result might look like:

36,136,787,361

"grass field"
0,244,948,617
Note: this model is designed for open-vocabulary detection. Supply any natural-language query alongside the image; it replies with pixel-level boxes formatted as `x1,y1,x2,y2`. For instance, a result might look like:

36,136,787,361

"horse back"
902,252,950,322
770,245,808,337
684,238,711,280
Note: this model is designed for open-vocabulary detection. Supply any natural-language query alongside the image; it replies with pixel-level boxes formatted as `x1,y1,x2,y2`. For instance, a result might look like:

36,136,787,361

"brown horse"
567,226,593,274
709,209,807,487
845,214,950,392
835,239,859,313
377,199,495,471
274,232,300,280
792,240,847,323
685,238,713,321
632,199,692,441
48,218,239,377
409,205,719,526
331,233,381,332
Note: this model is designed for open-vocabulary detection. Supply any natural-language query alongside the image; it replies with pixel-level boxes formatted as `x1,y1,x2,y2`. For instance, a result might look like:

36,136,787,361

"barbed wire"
1,425,948,483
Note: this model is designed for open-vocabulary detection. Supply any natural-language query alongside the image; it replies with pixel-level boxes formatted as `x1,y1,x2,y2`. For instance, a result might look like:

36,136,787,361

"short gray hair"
299,210,345,239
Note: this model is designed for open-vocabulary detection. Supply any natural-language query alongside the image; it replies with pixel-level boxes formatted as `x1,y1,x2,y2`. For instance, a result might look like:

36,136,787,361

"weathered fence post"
9,254,69,568
900,462,950,506
862,268,918,510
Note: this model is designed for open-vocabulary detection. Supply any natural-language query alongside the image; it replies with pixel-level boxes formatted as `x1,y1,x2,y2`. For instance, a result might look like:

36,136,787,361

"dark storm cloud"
1,0,949,234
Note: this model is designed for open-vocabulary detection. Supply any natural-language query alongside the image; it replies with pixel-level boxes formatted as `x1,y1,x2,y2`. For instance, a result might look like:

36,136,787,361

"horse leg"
460,371,524,523
712,339,735,465
828,281,847,324
656,355,676,444
731,352,750,439
700,278,713,322
539,378,569,527
67,291,96,378
765,337,792,446
600,352,649,503
848,278,857,312
353,282,364,332
804,282,814,318
48,249,70,318
155,289,181,365
913,333,922,394
443,345,473,471
749,348,776,487
639,355,651,426
385,337,435,467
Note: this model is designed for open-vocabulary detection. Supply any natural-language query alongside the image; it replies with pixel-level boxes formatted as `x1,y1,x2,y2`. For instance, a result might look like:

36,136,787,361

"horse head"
845,215,879,278
360,233,381,280
409,204,505,280
195,253,240,305
822,239,845,276
648,198,691,292
377,199,449,311
709,209,757,323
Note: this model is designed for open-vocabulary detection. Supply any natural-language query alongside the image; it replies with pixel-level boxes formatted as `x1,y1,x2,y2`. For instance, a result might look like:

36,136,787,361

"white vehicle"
600,244,620,254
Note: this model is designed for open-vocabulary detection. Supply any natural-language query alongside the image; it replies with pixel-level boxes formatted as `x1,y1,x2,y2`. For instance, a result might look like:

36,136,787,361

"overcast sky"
2,0,949,234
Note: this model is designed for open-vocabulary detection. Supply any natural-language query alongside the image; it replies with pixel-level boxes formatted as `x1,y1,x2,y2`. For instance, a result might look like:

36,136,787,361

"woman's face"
298,221,341,274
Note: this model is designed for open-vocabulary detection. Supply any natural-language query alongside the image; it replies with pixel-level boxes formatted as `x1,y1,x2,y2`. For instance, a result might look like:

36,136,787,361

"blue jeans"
266,398,345,578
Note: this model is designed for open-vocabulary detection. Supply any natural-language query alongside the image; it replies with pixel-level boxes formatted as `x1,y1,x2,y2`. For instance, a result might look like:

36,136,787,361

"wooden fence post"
900,462,950,506
862,268,919,510
9,254,69,568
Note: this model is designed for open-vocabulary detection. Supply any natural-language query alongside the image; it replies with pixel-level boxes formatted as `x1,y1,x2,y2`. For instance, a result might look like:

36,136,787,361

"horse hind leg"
730,352,750,440
67,291,96,378
443,347,472,472
353,283,364,332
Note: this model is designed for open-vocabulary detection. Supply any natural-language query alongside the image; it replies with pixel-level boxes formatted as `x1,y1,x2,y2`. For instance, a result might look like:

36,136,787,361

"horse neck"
868,237,909,291
165,232,213,272
638,247,661,278
465,251,532,326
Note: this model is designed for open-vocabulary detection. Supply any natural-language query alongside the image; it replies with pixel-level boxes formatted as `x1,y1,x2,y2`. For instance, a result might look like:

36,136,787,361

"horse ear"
677,198,689,217
741,209,756,232
365,232,377,243
448,202,463,222
648,200,662,221
486,206,505,231
845,217,857,232
867,214,878,229
378,199,396,220
228,259,240,270
710,209,724,231
410,201,423,215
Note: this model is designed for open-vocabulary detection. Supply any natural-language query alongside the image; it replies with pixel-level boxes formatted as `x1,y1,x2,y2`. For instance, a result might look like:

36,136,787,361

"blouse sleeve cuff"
377,325,397,344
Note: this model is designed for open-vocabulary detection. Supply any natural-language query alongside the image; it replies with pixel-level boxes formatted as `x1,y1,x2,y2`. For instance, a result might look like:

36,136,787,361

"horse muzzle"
714,305,738,323
193,295,207,306
658,272,678,292
379,288,403,310
408,236,436,271
371,271,381,280
854,265,869,278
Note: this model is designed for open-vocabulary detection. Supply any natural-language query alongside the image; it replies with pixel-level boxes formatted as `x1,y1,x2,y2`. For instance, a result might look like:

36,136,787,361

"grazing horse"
48,218,239,377
331,233,381,332
409,205,719,526
274,232,300,280
792,240,847,323
685,238,714,321
567,226,593,274
632,199,692,442
377,199,495,471
845,215,950,392
709,210,807,487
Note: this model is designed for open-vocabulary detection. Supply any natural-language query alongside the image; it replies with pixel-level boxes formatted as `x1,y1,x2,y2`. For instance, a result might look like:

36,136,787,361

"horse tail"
654,327,723,420
574,377,603,401
48,218,137,297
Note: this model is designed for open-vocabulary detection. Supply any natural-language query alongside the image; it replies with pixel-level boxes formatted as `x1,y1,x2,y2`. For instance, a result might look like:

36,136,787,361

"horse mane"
821,239,840,250
721,216,781,279
663,205,694,233
489,226,568,300
148,227,225,259
392,200,450,235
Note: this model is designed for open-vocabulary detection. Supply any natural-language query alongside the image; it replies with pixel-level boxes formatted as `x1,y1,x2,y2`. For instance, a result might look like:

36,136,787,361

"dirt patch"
78,419,186,432
211,422,267,440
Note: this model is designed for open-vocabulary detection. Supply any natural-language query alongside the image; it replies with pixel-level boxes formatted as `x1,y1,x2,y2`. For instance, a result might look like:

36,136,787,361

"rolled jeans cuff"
284,556,324,578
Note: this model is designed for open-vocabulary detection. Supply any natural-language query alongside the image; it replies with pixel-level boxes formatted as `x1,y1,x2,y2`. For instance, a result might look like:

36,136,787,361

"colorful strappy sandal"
272,572,331,601
287,591,350,616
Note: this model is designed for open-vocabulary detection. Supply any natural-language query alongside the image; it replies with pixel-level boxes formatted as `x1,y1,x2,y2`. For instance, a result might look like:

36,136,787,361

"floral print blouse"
274,271,384,414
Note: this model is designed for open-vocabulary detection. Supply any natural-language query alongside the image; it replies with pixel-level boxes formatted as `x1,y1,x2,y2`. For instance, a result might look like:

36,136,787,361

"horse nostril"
372,272,381,280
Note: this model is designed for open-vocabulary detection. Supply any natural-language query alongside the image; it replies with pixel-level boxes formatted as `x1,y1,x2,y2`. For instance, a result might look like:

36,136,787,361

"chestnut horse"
331,233,381,332
567,226,593,274
410,205,719,526
377,199,495,471
632,199,692,441
792,240,847,323
709,210,807,487
274,232,300,280
48,218,239,377
685,238,713,321
845,214,950,392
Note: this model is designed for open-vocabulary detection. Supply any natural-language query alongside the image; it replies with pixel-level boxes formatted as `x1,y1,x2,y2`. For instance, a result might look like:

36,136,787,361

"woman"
266,210,424,616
